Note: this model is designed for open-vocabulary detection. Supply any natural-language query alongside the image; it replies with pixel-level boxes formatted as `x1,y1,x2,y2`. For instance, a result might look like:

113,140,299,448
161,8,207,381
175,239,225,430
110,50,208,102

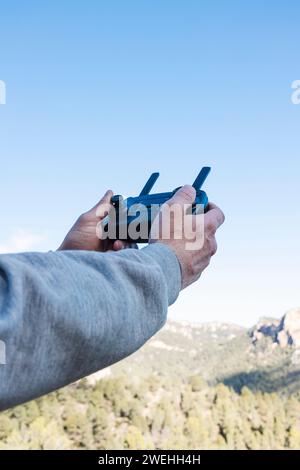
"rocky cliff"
251,308,300,349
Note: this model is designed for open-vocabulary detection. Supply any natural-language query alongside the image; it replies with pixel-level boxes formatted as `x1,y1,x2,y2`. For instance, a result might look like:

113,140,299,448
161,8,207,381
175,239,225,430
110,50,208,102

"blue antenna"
192,167,211,190
139,172,160,196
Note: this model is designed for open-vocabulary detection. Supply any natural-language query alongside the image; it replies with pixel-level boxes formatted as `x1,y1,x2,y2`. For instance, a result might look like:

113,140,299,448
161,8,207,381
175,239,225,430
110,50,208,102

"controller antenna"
139,172,160,196
192,167,211,190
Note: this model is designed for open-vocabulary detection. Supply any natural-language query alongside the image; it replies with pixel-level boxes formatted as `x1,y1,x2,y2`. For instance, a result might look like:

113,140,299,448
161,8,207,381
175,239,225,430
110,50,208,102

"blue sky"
0,1,299,326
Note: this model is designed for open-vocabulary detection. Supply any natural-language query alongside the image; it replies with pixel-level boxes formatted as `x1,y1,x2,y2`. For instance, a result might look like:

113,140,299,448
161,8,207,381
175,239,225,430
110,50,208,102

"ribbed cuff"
141,243,182,306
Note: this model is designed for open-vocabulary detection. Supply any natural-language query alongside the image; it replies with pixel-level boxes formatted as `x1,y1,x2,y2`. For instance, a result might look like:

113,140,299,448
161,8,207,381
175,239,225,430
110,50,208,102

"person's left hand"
58,190,135,252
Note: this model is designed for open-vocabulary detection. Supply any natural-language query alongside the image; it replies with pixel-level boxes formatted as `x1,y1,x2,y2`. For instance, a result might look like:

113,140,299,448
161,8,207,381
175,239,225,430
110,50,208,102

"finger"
113,241,139,251
206,202,222,212
204,204,225,232
166,185,196,208
113,240,126,251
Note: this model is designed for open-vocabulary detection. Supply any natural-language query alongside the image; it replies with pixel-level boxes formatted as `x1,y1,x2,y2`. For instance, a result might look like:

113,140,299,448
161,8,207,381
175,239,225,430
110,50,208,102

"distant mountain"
89,309,300,395
251,308,300,349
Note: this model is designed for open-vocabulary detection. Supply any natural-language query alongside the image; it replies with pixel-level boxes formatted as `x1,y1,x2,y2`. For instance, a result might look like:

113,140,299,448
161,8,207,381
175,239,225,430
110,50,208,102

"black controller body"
101,167,211,243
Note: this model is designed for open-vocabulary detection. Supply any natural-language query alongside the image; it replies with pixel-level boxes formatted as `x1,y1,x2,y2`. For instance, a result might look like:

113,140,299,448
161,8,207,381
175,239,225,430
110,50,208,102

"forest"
0,373,300,450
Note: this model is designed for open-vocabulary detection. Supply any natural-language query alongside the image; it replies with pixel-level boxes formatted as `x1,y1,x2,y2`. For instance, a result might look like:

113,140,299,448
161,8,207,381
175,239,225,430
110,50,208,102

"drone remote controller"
101,167,211,243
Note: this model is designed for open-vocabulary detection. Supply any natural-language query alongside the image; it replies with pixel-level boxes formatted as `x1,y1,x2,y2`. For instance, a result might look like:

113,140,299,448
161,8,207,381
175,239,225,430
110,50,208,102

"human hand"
149,186,225,289
58,190,136,252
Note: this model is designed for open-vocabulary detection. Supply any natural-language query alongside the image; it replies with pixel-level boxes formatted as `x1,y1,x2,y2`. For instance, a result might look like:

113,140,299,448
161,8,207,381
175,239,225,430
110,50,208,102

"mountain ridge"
88,308,300,395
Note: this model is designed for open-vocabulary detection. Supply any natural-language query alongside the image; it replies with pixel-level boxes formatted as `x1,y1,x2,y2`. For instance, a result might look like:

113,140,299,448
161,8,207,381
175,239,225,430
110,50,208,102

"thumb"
166,185,196,208
96,189,114,208
150,185,196,242
87,190,114,217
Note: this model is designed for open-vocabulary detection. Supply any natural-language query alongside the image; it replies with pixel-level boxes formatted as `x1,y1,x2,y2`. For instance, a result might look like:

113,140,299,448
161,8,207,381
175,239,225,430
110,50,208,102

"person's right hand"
149,186,225,289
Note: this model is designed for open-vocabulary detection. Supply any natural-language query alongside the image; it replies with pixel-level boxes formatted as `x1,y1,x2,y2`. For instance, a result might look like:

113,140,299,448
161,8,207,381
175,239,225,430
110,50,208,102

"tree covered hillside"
0,374,300,450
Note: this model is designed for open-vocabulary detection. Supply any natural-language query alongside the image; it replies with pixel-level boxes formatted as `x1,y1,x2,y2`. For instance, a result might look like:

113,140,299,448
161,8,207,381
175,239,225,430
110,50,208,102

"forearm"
0,244,181,410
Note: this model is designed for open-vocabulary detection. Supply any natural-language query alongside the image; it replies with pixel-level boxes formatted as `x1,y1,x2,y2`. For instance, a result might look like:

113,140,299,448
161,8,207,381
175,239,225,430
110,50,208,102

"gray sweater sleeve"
0,243,181,410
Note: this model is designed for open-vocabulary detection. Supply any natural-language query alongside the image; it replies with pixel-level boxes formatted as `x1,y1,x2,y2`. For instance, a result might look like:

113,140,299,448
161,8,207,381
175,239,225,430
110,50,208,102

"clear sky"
0,1,299,326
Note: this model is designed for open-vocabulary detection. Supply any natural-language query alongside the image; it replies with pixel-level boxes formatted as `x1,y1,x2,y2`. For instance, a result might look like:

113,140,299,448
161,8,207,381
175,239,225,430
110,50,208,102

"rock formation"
251,308,300,349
